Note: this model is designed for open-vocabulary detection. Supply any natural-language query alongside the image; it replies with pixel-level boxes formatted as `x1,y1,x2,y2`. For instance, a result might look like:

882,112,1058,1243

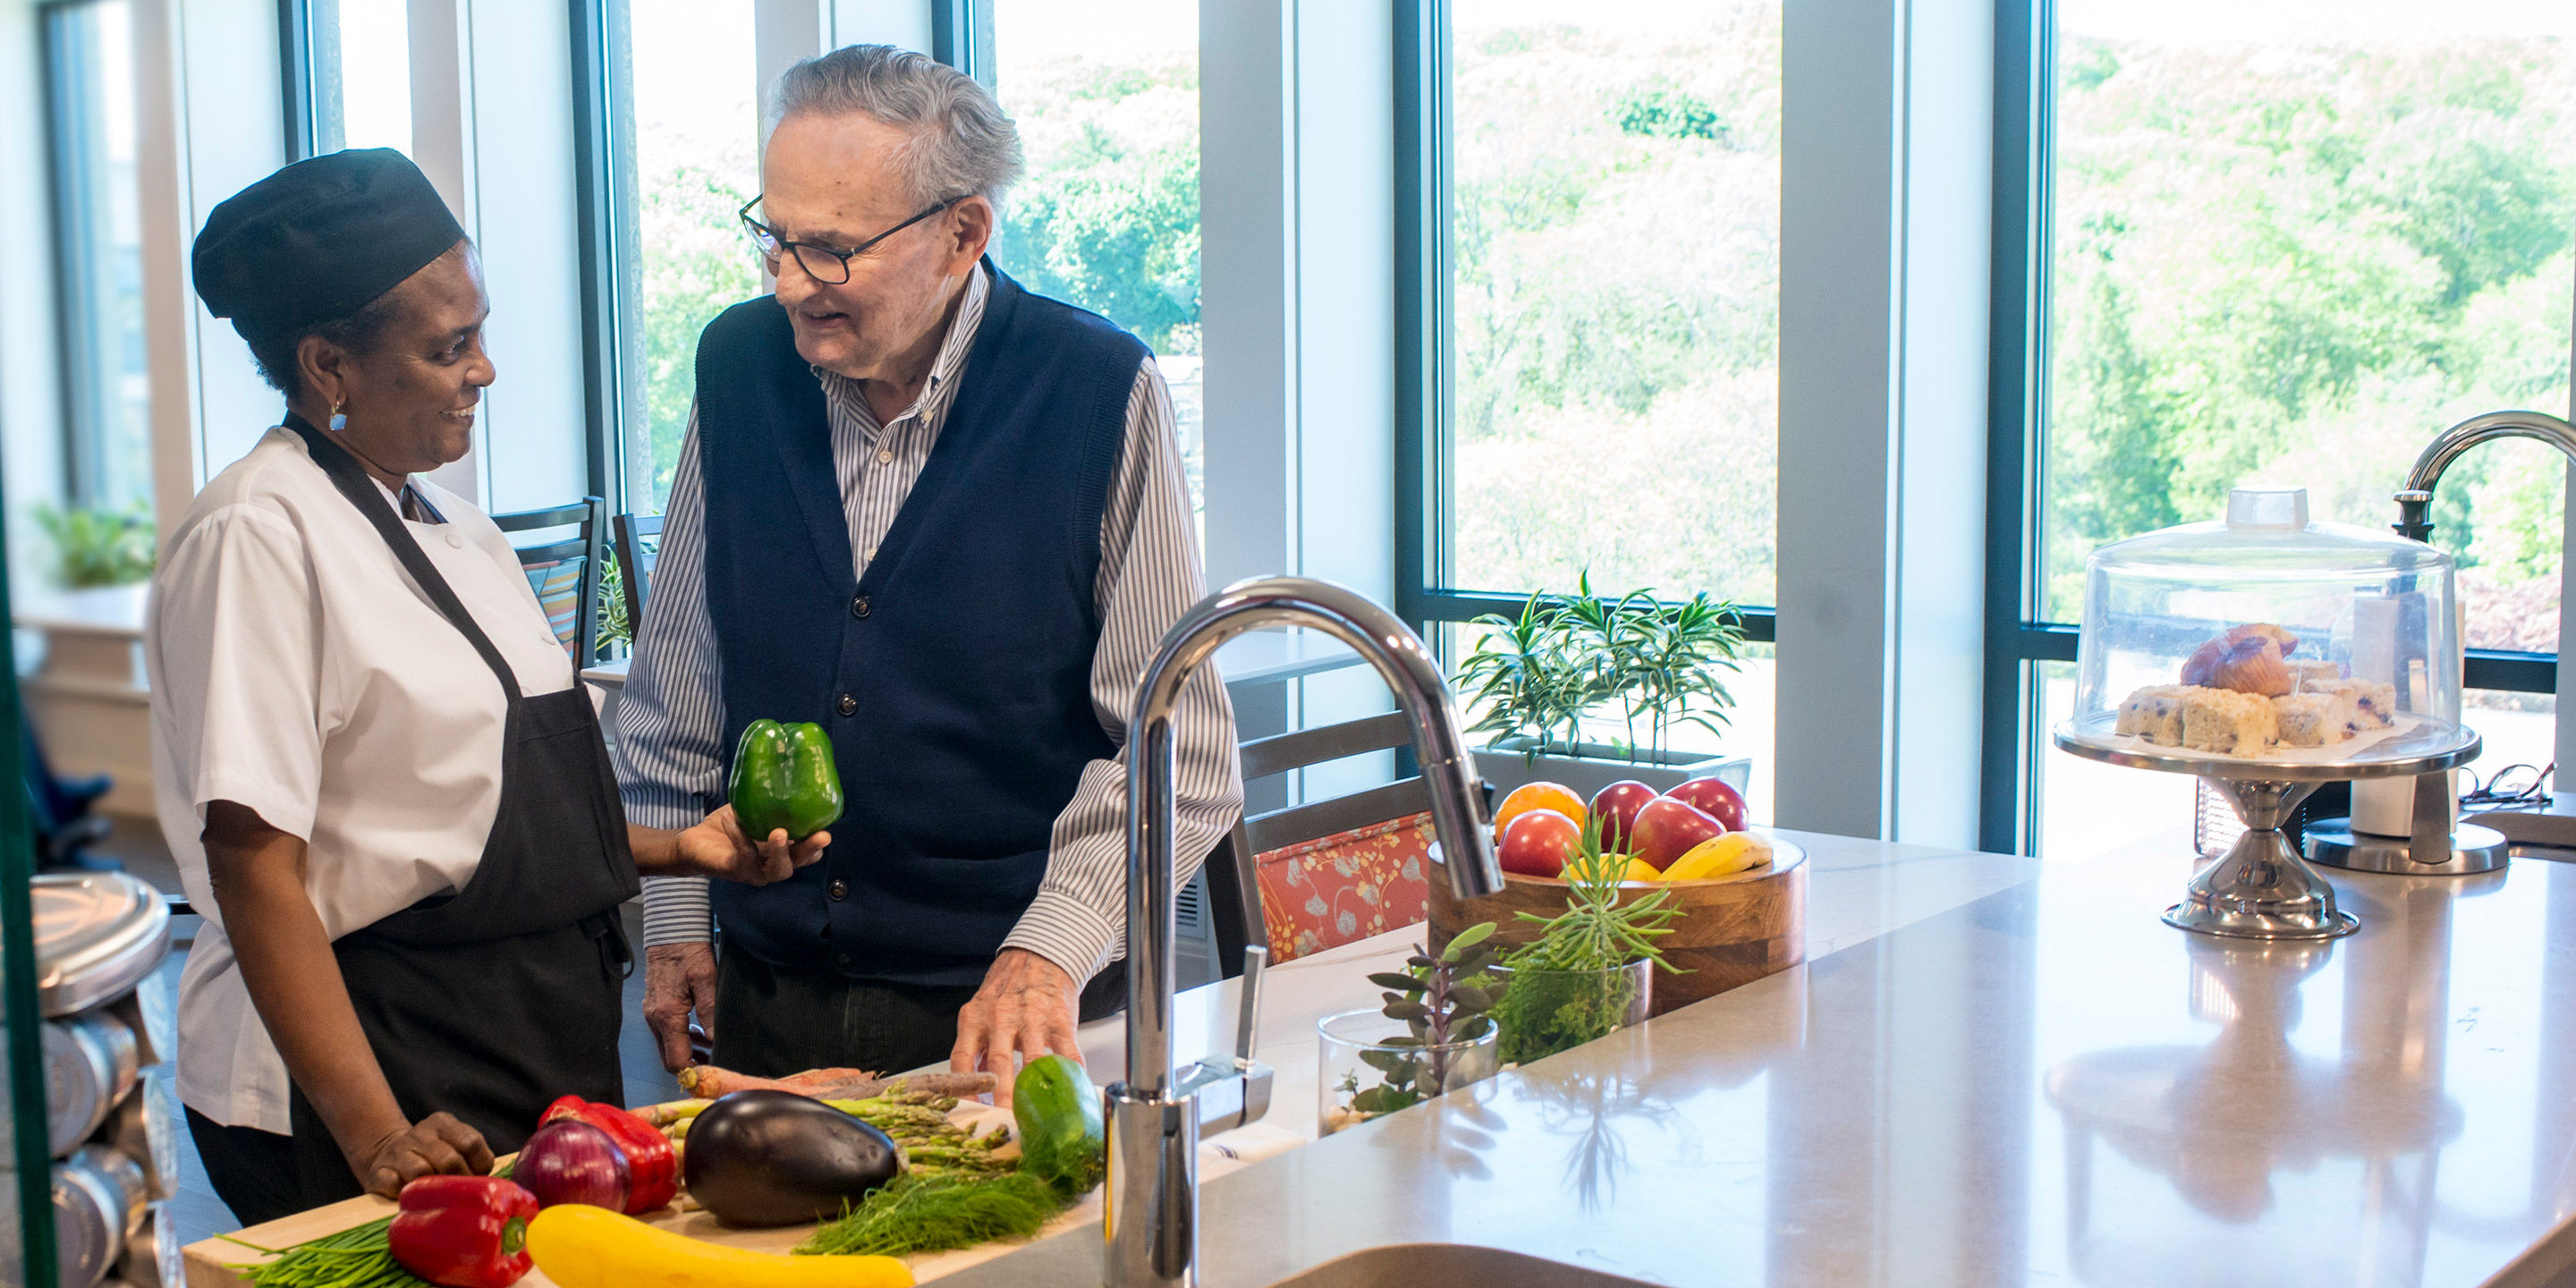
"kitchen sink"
1262,1244,1662,1288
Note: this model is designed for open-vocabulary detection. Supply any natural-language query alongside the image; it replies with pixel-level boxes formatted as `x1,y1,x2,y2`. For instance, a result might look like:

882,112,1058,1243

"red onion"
514,1118,630,1210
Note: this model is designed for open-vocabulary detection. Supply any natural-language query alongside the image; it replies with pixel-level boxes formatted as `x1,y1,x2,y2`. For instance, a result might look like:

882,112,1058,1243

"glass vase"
1492,959,1655,1066
1316,1008,1501,1137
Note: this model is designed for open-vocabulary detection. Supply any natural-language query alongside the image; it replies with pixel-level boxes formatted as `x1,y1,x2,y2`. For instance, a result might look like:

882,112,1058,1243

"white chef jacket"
147,427,580,1132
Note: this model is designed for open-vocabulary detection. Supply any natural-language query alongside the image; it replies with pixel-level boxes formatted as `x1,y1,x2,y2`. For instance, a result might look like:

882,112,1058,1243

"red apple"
1665,776,1747,832
1589,781,1659,851
1498,809,1581,877
1629,796,1725,869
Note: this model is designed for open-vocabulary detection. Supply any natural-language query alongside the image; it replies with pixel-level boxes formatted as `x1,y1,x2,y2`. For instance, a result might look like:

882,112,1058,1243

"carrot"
674,1064,883,1098
778,1066,878,1089
676,1065,998,1101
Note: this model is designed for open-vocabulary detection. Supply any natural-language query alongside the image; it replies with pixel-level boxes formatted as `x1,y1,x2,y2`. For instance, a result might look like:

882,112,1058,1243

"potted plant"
1490,824,1681,1066
1453,572,1751,799
1317,924,1506,1135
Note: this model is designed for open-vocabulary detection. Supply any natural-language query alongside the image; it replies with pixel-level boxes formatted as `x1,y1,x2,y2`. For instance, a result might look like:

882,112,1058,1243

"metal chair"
1200,711,1434,978
612,513,663,624
493,496,609,665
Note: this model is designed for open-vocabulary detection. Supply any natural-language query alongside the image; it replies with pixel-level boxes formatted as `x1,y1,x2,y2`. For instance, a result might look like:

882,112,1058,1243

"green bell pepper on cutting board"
728,718,845,841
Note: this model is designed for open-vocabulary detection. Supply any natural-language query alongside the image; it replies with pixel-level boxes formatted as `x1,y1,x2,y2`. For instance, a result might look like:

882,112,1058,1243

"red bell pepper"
388,1175,538,1288
539,1095,678,1214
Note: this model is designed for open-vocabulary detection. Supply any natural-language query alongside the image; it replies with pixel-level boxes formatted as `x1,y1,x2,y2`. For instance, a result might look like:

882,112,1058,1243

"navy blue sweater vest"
694,268,1144,986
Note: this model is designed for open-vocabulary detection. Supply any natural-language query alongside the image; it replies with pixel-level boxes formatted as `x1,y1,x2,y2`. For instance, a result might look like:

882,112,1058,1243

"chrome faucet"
1105,576,1506,1288
2393,410,2576,541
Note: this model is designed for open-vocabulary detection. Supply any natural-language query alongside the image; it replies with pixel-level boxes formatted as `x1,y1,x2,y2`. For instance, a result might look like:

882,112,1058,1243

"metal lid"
32,874,172,1019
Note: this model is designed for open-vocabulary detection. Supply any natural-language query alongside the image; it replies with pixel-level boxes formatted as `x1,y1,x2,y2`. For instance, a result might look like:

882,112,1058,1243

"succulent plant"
1341,923,1508,1116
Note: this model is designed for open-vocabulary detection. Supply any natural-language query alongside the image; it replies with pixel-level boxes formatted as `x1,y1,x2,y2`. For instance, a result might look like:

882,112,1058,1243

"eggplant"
680,1089,901,1226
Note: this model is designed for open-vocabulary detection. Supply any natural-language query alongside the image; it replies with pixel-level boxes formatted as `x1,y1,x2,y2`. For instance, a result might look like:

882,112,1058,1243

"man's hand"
644,942,719,1073
668,804,829,886
952,949,1082,1103
352,1112,493,1199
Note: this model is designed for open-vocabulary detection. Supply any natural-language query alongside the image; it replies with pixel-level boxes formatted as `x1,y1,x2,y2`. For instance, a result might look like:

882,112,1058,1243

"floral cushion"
1252,811,1435,962
521,556,586,658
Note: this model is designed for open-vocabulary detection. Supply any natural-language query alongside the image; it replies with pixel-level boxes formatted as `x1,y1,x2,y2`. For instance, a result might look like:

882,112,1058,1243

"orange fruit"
1494,782,1587,843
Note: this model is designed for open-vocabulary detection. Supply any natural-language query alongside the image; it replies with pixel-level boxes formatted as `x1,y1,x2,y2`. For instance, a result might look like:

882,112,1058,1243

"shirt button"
875,449,894,465
835,952,852,970
445,531,464,549
836,692,858,716
850,595,871,619
828,878,849,901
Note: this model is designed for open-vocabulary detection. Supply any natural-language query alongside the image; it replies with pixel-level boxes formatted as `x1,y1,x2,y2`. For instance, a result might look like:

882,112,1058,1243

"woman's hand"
353,1112,494,1199
665,805,828,885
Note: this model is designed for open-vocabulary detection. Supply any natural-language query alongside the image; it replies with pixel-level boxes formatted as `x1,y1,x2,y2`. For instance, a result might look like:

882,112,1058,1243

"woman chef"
147,149,825,1226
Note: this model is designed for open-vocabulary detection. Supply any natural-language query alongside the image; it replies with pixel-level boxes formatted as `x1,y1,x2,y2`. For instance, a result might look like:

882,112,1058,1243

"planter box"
1472,737,1750,802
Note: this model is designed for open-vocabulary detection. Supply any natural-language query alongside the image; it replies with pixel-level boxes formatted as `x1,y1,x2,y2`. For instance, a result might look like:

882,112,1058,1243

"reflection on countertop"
942,849,2576,1287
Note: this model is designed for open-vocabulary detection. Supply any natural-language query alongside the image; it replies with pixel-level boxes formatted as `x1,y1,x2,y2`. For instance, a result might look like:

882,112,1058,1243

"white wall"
462,0,590,513
0,0,68,591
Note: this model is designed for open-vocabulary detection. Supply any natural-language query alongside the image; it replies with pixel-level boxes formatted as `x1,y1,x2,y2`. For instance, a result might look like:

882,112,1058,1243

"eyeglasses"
737,194,965,285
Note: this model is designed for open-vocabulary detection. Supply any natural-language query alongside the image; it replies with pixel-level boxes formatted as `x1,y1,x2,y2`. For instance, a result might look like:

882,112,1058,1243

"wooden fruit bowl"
1426,829,1806,1018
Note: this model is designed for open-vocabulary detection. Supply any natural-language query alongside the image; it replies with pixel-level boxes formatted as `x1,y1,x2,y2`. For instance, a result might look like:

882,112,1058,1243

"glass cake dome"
2061,485,2465,765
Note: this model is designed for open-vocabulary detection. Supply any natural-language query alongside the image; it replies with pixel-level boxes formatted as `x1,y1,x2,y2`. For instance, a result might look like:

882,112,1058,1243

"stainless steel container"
114,1202,181,1288
52,1147,147,1288
43,1013,140,1157
33,874,171,1018
102,1078,177,1199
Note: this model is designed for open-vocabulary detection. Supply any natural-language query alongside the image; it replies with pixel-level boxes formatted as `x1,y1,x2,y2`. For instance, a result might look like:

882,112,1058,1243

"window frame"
1389,0,1779,647
1975,0,2565,854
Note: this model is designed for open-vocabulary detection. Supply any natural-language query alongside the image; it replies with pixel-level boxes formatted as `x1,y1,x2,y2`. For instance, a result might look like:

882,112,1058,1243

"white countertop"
1057,828,2039,1145
948,844,2576,1288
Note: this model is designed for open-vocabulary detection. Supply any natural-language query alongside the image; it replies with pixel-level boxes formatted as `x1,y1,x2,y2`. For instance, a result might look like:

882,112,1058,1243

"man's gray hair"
768,45,1025,207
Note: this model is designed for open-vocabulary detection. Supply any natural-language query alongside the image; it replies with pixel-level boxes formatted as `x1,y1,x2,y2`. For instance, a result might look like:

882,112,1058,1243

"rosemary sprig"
1506,813,1682,974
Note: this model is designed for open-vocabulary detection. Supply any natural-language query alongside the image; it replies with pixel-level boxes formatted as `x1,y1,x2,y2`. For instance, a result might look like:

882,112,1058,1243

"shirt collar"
815,263,989,427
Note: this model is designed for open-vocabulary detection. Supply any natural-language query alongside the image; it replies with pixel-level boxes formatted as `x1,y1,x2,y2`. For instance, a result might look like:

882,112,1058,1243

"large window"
606,0,760,512
295,0,413,157
984,0,1204,518
1440,2,1781,606
44,0,149,513
1403,2,1785,814
1992,0,2576,856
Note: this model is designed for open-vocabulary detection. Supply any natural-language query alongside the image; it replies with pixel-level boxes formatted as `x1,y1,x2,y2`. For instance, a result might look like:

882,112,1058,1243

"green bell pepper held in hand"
728,718,845,841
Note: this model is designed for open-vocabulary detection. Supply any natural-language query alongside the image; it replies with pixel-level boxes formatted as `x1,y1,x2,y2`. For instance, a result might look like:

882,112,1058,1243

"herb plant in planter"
1492,823,1682,1066
35,504,156,589
1455,572,1750,797
1318,924,1507,1135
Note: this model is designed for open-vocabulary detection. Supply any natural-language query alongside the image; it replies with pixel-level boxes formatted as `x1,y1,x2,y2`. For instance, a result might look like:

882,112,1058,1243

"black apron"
281,416,641,1205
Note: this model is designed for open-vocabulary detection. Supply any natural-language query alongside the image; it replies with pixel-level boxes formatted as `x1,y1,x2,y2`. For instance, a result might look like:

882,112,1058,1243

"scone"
2303,677,2396,730
2180,687,2278,754
2271,692,2354,748
2117,685,2191,745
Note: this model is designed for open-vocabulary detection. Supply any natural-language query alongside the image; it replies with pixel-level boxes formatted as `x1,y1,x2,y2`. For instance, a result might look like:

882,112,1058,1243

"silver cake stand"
2054,714,2482,940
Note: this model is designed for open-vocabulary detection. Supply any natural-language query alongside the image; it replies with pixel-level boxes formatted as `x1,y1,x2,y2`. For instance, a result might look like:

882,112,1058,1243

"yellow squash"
527,1204,912,1288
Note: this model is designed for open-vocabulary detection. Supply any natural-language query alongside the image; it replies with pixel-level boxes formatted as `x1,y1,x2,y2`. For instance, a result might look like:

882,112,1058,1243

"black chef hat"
191,148,466,343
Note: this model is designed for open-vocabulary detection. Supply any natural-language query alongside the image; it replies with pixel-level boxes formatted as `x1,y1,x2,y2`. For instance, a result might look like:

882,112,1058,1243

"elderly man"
617,45,1241,1087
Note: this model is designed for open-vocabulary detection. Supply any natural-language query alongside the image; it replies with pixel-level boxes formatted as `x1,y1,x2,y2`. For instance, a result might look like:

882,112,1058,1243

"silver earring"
328,400,347,432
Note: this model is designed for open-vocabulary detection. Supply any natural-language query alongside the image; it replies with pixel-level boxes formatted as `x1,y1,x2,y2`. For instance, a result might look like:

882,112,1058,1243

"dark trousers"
713,948,1127,1077
184,1106,308,1230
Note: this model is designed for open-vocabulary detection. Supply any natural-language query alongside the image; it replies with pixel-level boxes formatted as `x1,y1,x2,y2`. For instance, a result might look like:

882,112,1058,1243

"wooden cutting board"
180,1103,1101,1287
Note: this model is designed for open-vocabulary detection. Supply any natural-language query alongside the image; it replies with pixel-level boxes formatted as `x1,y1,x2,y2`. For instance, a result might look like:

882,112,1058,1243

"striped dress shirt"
615,267,1244,984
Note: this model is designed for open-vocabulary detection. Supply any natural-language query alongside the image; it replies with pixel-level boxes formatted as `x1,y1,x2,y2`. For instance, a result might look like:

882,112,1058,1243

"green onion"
225,1216,439,1288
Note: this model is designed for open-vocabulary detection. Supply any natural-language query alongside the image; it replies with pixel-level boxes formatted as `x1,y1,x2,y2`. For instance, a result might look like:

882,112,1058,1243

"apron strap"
284,414,523,704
